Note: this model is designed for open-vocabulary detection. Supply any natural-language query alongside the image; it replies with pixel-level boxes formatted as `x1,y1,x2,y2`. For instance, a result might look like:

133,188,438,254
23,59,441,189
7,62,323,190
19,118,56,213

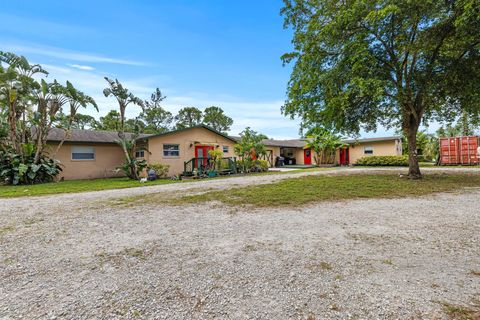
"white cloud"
68,64,95,71
25,60,399,140
5,42,147,66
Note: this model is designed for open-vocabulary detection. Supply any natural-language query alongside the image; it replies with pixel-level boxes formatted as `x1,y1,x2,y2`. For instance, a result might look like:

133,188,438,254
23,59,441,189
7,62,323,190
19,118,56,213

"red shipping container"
439,136,479,165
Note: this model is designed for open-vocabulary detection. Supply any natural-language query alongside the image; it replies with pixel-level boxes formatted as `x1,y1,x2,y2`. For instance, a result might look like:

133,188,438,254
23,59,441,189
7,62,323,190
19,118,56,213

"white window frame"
222,145,229,153
135,149,145,158
71,146,95,161
163,144,180,157
363,146,374,155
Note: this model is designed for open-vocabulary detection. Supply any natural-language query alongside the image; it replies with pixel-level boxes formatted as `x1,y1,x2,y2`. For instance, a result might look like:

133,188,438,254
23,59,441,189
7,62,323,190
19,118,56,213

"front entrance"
304,148,312,165
339,148,349,165
195,145,214,169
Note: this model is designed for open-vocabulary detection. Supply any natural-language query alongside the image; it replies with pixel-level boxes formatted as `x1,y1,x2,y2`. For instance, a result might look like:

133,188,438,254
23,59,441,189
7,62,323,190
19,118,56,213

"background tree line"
61,89,234,135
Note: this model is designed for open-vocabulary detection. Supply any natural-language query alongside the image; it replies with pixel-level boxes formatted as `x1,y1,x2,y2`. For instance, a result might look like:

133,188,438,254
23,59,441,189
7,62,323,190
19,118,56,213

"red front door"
304,148,312,165
339,148,349,165
195,145,214,169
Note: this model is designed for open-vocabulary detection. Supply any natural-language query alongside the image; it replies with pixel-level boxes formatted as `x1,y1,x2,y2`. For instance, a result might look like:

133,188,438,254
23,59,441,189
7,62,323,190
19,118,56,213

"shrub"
0,150,62,185
237,159,269,173
208,149,224,171
118,158,148,179
253,159,269,172
147,163,170,178
355,155,408,166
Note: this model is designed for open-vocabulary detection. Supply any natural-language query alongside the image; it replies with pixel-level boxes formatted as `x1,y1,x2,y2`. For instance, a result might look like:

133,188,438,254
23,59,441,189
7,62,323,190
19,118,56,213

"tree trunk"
405,118,421,178
7,100,20,154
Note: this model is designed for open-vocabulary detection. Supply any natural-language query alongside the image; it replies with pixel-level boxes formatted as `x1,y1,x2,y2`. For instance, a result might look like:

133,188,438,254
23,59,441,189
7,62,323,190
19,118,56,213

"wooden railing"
183,157,237,176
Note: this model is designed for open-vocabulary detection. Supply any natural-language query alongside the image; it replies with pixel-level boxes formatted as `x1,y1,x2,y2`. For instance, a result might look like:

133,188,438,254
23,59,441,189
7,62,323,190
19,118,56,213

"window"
163,144,179,157
363,146,374,155
222,145,229,153
135,150,145,158
71,146,95,160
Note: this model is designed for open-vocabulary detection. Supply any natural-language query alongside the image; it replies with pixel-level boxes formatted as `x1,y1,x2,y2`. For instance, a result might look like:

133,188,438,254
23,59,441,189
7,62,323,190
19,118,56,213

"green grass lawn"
174,173,480,207
0,168,331,198
0,177,179,198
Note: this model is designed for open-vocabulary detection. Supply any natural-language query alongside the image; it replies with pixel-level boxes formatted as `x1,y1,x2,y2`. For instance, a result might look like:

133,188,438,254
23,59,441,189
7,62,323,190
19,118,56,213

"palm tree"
103,78,144,135
0,51,47,154
53,81,98,156
103,77,145,179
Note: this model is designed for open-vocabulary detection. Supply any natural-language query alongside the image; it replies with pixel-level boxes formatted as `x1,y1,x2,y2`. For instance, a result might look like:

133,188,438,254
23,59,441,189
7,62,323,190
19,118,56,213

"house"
259,136,403,167
46,125,402,180
46,125,237,180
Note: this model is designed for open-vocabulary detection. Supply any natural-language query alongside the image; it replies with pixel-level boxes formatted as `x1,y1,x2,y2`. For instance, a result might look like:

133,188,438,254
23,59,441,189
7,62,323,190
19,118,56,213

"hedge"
355,155,409,166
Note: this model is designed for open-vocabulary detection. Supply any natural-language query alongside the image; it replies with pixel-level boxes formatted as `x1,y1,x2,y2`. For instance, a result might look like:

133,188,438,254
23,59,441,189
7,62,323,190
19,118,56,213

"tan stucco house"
258,136,402,167
46,125,237,180
46,125,402,180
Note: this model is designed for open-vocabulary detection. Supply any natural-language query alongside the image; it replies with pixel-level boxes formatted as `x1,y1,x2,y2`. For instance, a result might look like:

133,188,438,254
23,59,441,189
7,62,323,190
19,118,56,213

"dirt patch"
1,168,479,319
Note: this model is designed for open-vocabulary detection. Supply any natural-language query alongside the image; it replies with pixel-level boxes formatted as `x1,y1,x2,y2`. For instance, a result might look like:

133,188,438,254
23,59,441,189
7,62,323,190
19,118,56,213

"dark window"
71,146,95,160
222,146,229,153
163,144,179,157
364,146,374,155
135,150,145,158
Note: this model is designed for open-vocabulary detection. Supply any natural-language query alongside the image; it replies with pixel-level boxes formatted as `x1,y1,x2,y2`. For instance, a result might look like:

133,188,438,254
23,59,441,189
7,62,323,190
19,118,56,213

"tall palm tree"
103,77,144,135
103,77,144,179
53,81,98,156
0,52,47,154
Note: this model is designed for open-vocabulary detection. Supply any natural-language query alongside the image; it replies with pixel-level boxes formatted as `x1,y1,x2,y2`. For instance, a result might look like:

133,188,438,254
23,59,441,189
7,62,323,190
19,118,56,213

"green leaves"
174,107,203,129
0,150,62,185
234,127,267,172
281,0,480,135
282,0,480,174
202,106,233,133
305,128,344,165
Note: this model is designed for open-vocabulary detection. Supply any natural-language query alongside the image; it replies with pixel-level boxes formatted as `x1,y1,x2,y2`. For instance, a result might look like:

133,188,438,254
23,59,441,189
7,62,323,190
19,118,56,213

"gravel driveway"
1,168,479,319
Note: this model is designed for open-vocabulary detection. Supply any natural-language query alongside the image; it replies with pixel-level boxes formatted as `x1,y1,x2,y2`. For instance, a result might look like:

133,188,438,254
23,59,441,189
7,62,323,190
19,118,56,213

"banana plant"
103,77,145,179
305,128,345,165
0,52,47,155
52,81,98,156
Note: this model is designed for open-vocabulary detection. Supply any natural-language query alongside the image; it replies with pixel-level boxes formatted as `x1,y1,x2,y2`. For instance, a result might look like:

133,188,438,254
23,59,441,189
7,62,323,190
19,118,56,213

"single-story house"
258,136,403,167
45,125,402,180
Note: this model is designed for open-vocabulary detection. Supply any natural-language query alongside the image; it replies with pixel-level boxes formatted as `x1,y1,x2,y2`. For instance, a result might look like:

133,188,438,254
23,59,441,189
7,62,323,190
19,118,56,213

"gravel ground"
1,167,479,319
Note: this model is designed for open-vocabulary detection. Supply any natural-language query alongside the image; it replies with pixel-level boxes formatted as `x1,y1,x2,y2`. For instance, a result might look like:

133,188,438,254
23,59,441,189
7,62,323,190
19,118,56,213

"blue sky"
1,0,396,139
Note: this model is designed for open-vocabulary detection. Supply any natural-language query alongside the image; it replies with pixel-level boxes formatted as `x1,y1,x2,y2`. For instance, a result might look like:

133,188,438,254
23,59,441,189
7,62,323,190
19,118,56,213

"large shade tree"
281,0,480,178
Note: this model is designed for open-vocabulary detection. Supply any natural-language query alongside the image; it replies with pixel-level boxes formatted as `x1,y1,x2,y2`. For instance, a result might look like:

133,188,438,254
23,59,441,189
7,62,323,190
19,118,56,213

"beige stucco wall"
146,127,237,176
295,148,306,165
47,143,125,180
348,140,402,164
266,139,401,166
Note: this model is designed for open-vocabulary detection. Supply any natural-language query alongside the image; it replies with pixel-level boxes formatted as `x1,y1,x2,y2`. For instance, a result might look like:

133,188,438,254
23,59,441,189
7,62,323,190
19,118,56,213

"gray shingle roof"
46,127,151,144
261,139,306,148
342,136,402,144
46,127,401,146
